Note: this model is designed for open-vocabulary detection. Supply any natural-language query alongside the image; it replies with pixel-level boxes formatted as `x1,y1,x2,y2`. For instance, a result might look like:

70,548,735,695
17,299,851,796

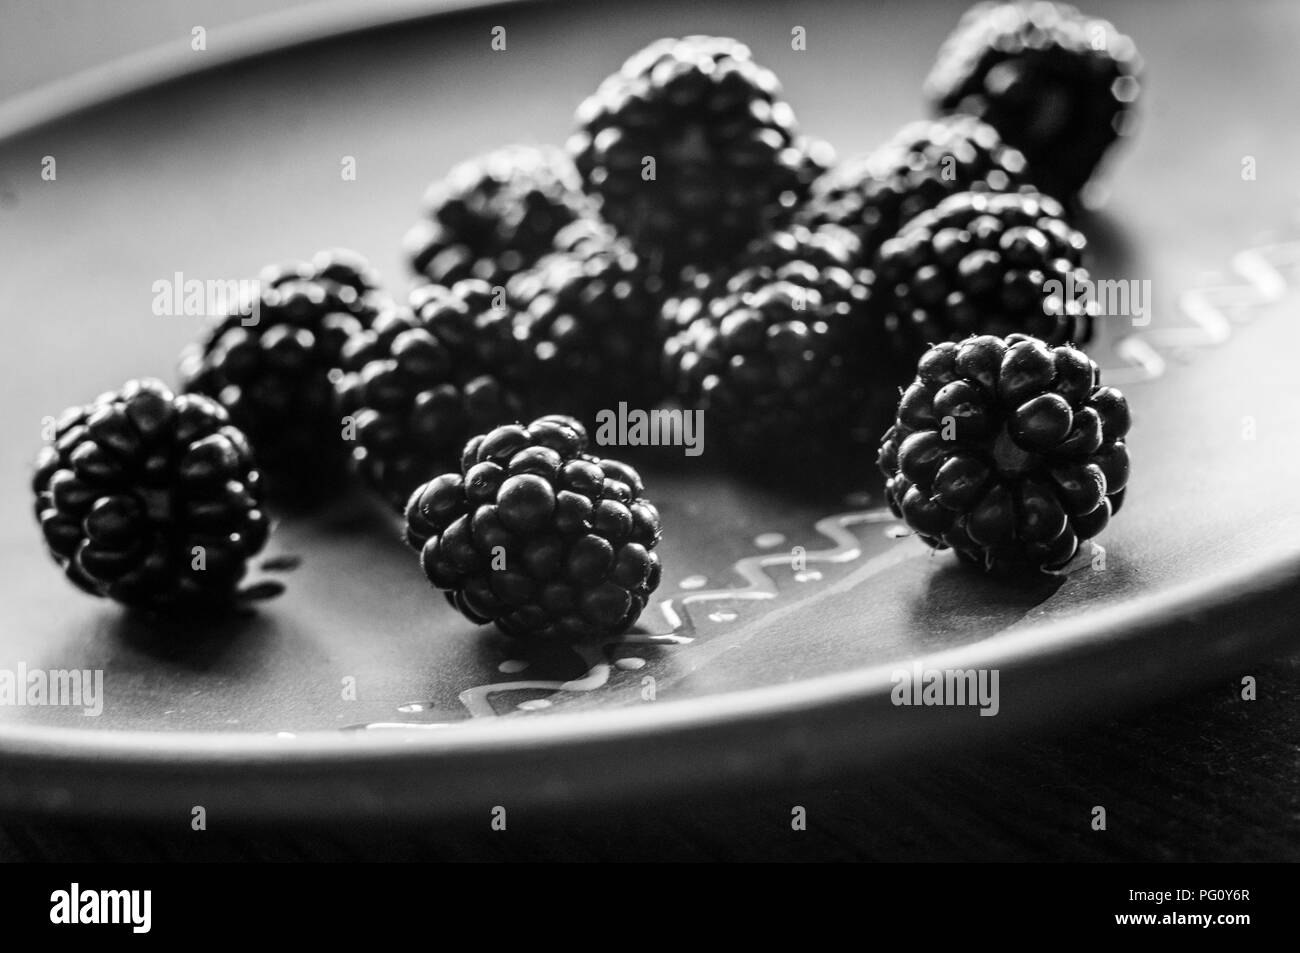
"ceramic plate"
2,0,1299,821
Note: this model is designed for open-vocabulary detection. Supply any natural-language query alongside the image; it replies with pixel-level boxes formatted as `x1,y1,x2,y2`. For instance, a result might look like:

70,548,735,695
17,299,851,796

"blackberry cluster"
178,249,385,494
504,219,667,425
801,115,1029,259
873,190,1091,382
878,334,1130,573
569,35,814,270
404,144,591,286
32,379,269,611
405,415,663,640
925,1,1142,202
662,224,879,461
334,282,523,510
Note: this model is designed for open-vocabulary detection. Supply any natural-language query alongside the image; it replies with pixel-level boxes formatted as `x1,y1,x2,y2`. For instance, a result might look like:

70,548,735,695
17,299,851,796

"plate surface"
2,0,1300,821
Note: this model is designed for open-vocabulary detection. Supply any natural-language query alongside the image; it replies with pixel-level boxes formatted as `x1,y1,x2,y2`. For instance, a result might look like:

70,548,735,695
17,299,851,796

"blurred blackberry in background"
405,415,663,640
873,190,1091,383
925,1,1142,203
662,224,882,465
775,135,837,225
800,115,1028,260
660,222,872,344
879,333,1130,574
569,35,814,271
404,145,591,286
334,282,523,511
178,249,385,497
505,219,667,426
33,379,269,611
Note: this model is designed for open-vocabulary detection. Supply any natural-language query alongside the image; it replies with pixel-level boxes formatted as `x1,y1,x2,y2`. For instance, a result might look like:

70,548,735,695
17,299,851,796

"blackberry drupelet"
334,281,523,511
504,219,667,425
878,333,1130,574
32,379,269,611
662,223,880,462
801,115,1029,259
569,35,811,270
404,144,591,287
178,249,385,495
925,1,1142,202
873,190,1091,383
405,415,663,640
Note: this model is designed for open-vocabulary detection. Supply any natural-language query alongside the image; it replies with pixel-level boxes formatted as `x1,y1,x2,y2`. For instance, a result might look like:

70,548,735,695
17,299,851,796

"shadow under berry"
905,555,1066,651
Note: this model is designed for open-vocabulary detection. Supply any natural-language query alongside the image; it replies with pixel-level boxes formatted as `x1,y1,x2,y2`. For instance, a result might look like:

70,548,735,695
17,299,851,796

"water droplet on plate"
753,532,786,549
793,570,823,583
708,609,738,623
517,698,552,711
680,574,708,590
885,524,911,539
397,701,429,713
498,659,529,674
274,731,296,739
615,657,646,671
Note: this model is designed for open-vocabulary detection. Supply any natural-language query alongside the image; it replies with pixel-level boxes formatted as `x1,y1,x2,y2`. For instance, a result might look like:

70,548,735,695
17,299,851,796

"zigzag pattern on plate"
1102,240,1300,385
456,508,900,717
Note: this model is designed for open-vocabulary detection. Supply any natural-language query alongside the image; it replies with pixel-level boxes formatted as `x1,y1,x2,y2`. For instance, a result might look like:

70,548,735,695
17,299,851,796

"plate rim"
0,0,539,141
2,547,1298,819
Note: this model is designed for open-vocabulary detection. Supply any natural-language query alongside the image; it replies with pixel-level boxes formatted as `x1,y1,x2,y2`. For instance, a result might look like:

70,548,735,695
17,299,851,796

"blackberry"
404,145,591,286
178,249,385,495
334,281,523,511
662,224,880,461
800,115,1029,259
873,190,1091,383
32,379,269,611
660,221,870,342
925,1,1142,202
504,219,666,425
404,415,663,640
878,333,1130,574
569,35,811,270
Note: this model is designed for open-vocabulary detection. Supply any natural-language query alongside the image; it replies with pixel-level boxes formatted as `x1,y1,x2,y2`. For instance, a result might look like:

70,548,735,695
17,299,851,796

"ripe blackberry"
405,415,663,640
178,249,385,495
404,145,591,286
334,281,523,511
569,35,811,270
504,219,666,425
878,333,1130,574
662,224,880,461
925,1,1142,202
801,115,1029,259
32,379,270,611
873,190,1091,383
